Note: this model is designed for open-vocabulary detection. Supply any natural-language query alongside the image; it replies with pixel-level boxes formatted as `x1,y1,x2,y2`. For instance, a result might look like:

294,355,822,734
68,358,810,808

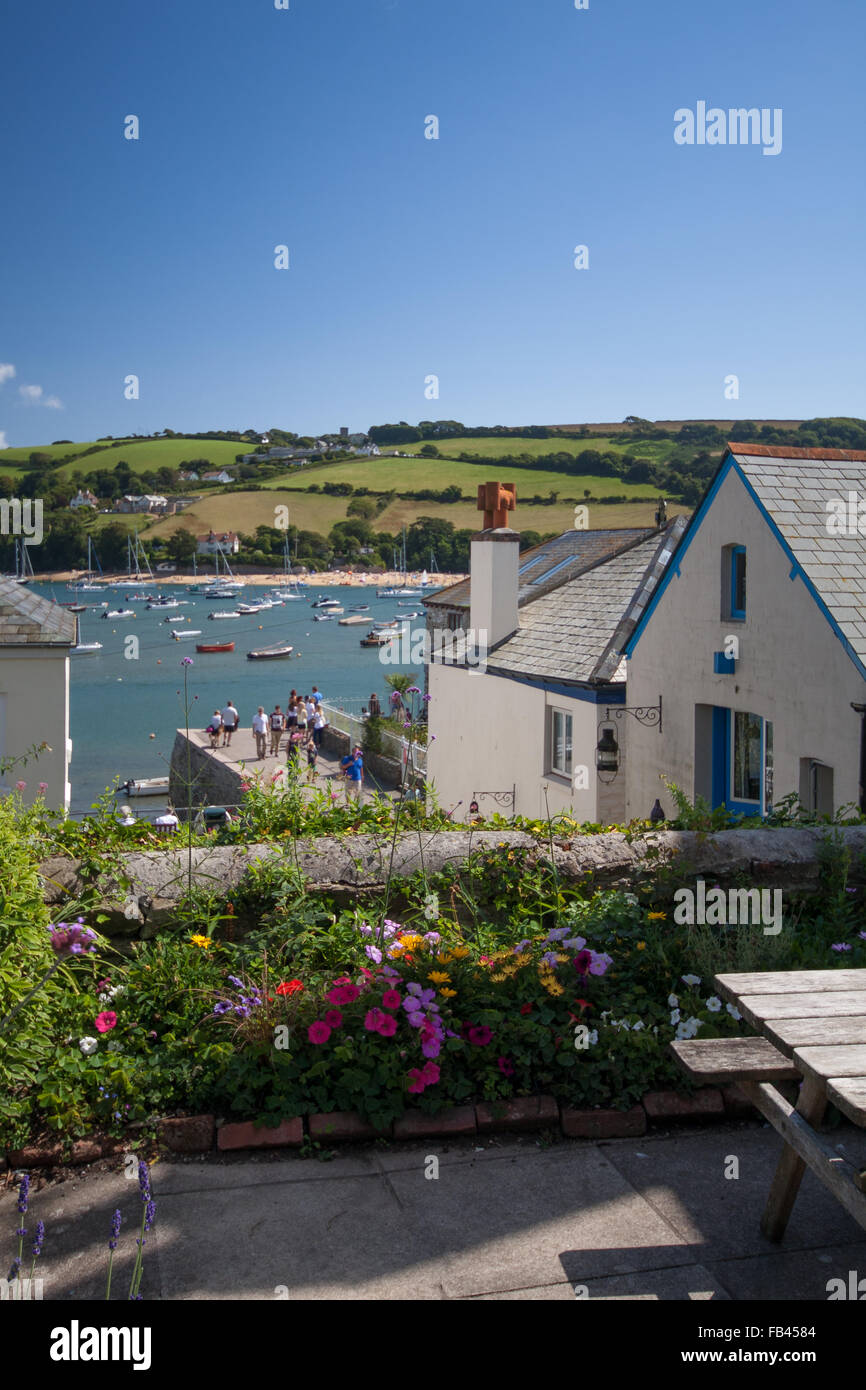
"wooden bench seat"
669,1037,801,1085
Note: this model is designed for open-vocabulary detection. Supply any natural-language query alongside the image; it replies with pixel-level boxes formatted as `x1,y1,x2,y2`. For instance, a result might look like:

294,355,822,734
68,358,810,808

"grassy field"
373,435,686,463
52,439,248,480
136,490,670,542
268,455,662,499
0,440,104,464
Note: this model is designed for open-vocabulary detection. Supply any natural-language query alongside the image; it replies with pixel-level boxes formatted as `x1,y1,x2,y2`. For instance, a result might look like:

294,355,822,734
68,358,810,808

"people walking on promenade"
221,699,239,748
341,745,364,805
311,685,323,705
296,698,308,734
305,729,319,773
286,693,298,733
369,692,381,718
312,705,327,748
269,705,285,755
252,706,268,759
207,710,222,749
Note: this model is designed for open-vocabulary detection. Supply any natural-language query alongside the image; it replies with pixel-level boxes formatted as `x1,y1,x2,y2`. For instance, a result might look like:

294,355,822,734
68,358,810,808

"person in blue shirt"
340,746,364,804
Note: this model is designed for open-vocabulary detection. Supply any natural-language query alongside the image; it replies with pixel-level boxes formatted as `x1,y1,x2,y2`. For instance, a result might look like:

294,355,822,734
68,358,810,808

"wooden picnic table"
671,969,866,1241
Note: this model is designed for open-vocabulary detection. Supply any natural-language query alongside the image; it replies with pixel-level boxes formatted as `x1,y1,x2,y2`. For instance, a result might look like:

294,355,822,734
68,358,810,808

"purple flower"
421,1036,441,1058
513,939,531,953
859,932,866,941
406,982,423,997
109,1210,122,1252
406,686,420,695
138,1161,152,1202
831,942,853,952
541,951,559,968
227,975,244,989
406,1011,425,1028
365,944,383,964
589,951,613,976
213,1001,231,1015
16,1174,30,1214
144,1201,156,1233
544,927,571,943
423,693,432,702
31,1222,44,1258
48,919,97,957
181,656,194,666
8,1258,20,1282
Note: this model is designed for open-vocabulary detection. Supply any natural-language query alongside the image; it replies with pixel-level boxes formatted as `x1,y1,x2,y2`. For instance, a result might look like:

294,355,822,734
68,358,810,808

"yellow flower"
437,951,454,965
636,941,646,951
428,971,451,984
190,934,212,949
556,952,569,964
513,953,531,967
647,912,667,921
543,980,564,996
491,971,508,982
439,987,457,998
401,935,424,950
450,946,470,959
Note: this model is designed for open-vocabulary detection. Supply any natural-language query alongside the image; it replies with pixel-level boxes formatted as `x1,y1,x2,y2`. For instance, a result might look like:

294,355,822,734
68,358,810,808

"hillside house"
623,444,866,820
0,578,75,810
201,470,234,484
69,489,98,511
197,531,240,556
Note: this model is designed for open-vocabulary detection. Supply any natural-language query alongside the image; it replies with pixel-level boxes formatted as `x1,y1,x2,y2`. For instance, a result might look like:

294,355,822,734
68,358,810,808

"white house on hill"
197,531,239,556
0,578,75,810
623,444,866,821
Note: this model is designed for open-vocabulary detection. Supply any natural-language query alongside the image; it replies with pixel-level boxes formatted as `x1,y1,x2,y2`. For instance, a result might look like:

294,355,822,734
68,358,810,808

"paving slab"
707,1241,866,1301
602,1126,866,1261
469,1264,730,1300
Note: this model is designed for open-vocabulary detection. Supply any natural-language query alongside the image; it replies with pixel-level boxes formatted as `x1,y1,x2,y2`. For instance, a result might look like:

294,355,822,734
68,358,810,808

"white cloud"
0,364,15,386
18,383,62,408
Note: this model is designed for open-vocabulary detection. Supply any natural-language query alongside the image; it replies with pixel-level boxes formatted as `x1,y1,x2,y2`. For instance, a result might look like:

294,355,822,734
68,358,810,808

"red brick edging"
4,1085,758,1167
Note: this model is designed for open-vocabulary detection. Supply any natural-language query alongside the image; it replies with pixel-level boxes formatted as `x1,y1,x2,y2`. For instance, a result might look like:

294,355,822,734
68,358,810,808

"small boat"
196,641,235,653
207,610,241,620
247,642,294,660
71,642,103,655
147,598,179,609
396,611,421,620
349,604,370,611
203,586,243,599
172,629,202,639
269,590,305,601
236,601,272,614
127,592,153,603
164,615,186,623
372,619,400,630
313,613,336,622
311,597,341,609
68,603,87,614
338,614,371,626
360,629,397,647
101,609,136,619
118,776,170,798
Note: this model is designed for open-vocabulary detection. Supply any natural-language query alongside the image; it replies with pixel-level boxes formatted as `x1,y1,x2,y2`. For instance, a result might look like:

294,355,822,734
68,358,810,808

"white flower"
684,1016,702,1038
670,1009,681,1025
107,1040,123,1053
79,1036,98,1055
632,1021,645,1032
726,1003,742,1021
675,1021,690,1040
706,996,722,1013
587,1029,598,1046
681,974,701,988
423,894,440,922
623,893,639,906
667,994,679,1009
122,898,140,921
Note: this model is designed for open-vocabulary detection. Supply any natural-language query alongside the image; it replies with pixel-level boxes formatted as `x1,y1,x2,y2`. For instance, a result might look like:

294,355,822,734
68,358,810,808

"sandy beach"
41,568,466,589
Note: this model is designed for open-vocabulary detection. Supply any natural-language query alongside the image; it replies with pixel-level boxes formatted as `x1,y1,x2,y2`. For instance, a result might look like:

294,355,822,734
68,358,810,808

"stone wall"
38,824,866,942
168,732,245,819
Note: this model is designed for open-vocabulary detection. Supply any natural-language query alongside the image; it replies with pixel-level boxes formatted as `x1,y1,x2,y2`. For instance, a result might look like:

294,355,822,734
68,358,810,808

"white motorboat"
71,642,103,654
172,629,202,639
101,609,136,619
164,615,186,623
207,610,241,620
311,597,341,609
117,776,170,798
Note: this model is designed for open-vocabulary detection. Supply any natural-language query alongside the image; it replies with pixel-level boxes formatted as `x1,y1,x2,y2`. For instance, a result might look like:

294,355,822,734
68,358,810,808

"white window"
549,709,573,776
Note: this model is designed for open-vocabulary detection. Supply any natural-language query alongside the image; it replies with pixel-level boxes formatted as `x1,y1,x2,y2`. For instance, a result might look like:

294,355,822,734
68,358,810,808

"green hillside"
377,434,678,463
266,454,661,499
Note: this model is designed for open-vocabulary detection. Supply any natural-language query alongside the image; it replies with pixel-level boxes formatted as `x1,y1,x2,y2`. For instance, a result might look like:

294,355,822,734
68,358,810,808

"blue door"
711,708,773,815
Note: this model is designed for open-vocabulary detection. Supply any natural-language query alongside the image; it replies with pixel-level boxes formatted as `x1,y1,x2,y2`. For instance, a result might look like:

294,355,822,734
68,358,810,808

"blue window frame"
711,707,773,815
730,545,746,620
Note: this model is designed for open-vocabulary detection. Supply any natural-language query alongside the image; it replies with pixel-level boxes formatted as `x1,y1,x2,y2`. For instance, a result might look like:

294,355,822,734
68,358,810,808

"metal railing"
321,703,427,777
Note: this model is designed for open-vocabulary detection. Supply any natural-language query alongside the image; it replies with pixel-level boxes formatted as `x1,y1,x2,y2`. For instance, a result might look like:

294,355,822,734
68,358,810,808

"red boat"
195,641,235,653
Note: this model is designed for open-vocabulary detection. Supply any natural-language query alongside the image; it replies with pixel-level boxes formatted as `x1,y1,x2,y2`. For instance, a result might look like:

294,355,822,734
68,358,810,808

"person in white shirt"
312,707,327,749
296,699,308,732
269,705,285,756
252,706,269,759
306,696,316,722
221,700,239,748
207,710,222,749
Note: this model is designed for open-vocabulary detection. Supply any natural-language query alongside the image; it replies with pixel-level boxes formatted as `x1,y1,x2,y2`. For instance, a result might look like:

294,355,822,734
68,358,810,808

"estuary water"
27,582,429,814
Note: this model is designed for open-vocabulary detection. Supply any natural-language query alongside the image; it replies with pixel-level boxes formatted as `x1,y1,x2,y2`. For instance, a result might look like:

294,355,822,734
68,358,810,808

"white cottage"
623,444,866,820
424,508,683,822
0,578,76,810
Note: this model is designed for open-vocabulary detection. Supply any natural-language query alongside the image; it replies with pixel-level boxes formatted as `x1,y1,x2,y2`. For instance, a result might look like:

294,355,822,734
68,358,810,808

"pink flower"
15,780,26,792
308,1021,332,1044
408,1068,426,1094
324,1010,343,1029
382,989,402,1010
468,1025,492,1046
420,1061,440,1084
328,983,360,1005
365,1007,387,1032
377,1014,397,1037
94,1011,117,1033
37,782,48,794
497,1055,515,1077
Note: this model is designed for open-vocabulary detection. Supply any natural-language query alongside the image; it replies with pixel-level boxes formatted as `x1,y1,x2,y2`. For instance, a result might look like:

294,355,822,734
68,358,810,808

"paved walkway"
4,1124,866,1300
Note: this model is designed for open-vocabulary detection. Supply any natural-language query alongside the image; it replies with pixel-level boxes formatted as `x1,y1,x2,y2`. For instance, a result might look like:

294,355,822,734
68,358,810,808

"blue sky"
1,0,864,445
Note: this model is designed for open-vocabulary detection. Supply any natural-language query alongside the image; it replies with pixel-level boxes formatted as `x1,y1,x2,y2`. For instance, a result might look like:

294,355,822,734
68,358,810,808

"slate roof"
483,519,687,685
0,577,77,646
729,444,866,671
424,527,657,612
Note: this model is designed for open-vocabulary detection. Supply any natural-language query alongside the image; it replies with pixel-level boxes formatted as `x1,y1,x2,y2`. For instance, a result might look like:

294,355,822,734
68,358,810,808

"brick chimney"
469,482,520,649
